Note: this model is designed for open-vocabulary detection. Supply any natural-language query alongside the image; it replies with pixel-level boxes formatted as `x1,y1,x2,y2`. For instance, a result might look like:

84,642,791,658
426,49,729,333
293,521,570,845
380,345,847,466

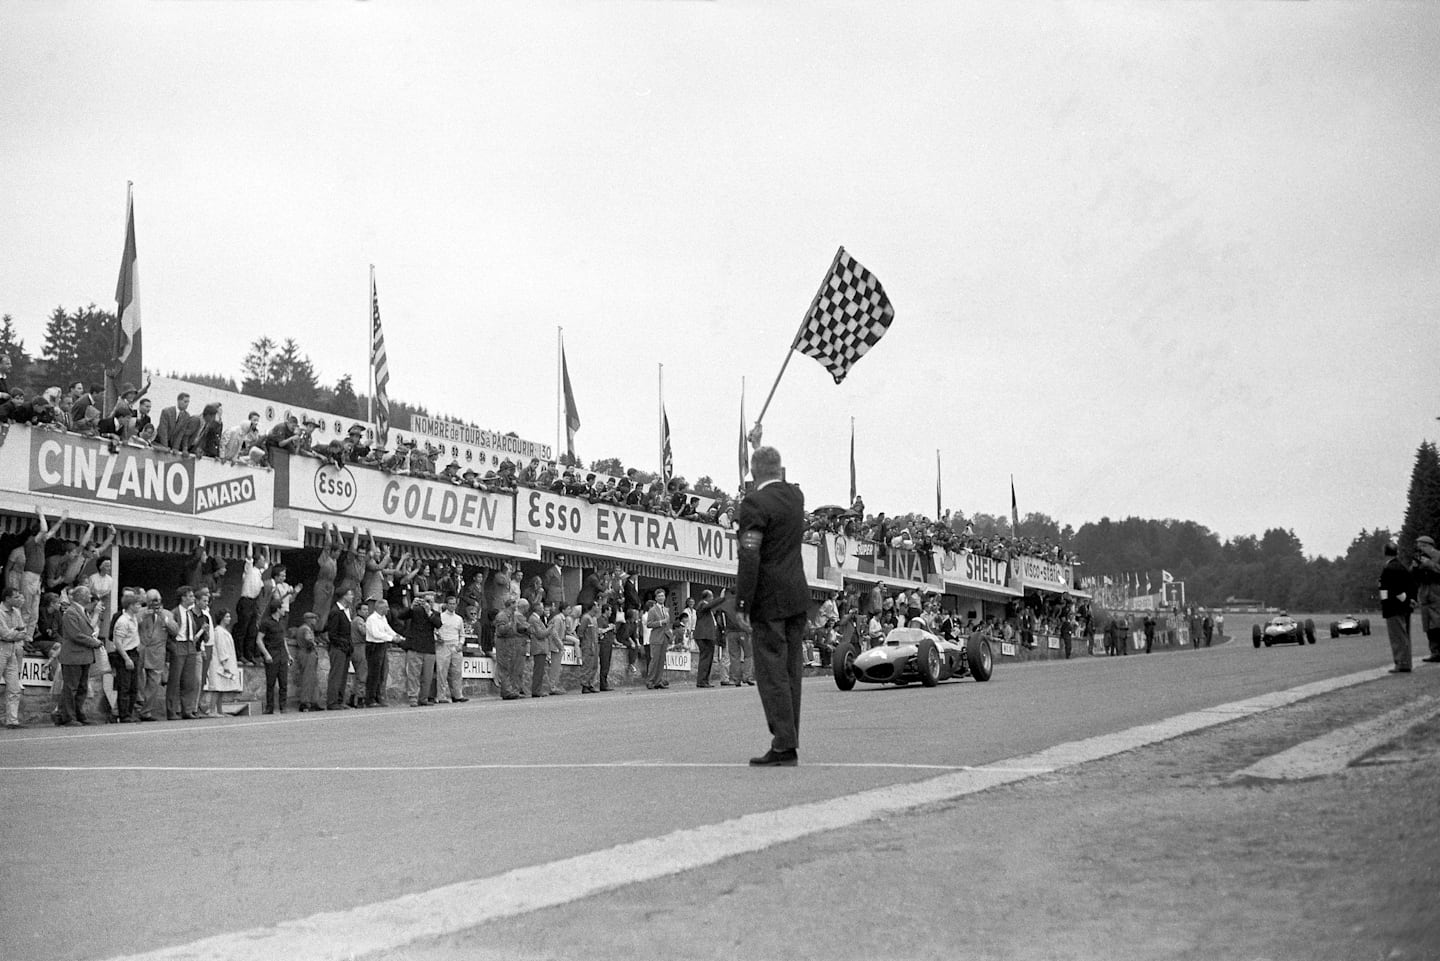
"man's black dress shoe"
749,749,798,767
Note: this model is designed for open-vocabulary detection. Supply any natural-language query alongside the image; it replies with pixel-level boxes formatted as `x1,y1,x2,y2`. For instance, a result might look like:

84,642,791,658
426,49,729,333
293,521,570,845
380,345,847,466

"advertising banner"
21,428,274,527
276,453,515,543
18,656,52,688
517,488,736,571
1014,554,1073,592
936,548,1017,596
820,534,933,587
459,645,688,679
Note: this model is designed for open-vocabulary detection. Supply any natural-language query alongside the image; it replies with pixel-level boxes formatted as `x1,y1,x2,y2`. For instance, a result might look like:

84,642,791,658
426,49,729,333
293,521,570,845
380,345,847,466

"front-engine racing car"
833,623,993,689
1252,614,1316,648
1329,615,1371,638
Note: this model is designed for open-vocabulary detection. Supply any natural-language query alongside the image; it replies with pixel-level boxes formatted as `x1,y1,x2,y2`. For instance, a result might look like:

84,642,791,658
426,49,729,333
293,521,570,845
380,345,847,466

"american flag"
793,246,895,384
370,267,390,448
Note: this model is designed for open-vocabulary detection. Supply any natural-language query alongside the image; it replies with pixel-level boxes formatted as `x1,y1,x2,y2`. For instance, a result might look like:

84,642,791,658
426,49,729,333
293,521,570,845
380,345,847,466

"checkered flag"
792,246,895,384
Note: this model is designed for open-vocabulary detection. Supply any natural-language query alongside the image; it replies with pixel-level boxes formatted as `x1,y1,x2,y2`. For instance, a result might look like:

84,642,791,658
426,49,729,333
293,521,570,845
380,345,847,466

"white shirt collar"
756,477,781,491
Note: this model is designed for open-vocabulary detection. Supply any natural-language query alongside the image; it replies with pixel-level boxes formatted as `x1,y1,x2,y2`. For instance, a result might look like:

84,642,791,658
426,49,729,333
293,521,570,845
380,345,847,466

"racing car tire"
832,641,858,691
1252,625,1262,648
1330,622,1339,638
967,638,994,682
1303,619,1316,644
918,639,942,687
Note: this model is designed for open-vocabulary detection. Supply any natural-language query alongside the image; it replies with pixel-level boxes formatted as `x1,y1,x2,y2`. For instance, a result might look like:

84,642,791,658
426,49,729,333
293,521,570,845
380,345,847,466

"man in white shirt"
235,547,267,665
434,594,468,704
363,598,400,707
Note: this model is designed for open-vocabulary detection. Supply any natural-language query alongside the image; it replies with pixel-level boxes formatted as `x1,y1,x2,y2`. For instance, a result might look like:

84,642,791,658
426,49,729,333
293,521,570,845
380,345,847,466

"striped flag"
112,184,142,389
560,337,581,462
1010,475,1020,533
792,246,895,384
737,381,748,486
661,405,674,489
370,267,391,448
936,450,942,519
848,419,857,505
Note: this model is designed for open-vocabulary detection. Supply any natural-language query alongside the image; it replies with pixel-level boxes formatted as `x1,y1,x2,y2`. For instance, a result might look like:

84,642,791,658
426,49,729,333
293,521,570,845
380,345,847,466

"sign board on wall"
1014,555,1073,591
517,489,737,572
820,534,933,587
18,428,275,527
936,548,1017,595
275,452,515,542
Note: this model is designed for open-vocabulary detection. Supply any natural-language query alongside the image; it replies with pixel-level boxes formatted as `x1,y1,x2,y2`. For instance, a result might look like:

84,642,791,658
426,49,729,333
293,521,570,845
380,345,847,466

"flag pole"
367,265,374,436
752,244,846,441
658,362,664,479
556,326,563,464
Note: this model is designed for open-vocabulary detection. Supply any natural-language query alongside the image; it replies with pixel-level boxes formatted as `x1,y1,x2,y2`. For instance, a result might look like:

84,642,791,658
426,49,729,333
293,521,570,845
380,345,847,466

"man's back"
736,481,809,622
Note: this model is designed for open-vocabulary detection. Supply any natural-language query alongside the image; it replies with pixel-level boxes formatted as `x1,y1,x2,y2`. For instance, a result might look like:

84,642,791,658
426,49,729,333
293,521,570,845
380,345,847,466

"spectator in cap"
1414,535,1440,664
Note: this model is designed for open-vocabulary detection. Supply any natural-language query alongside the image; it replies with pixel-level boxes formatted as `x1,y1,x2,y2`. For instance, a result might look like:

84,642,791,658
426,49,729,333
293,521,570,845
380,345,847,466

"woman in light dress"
203,609,242,716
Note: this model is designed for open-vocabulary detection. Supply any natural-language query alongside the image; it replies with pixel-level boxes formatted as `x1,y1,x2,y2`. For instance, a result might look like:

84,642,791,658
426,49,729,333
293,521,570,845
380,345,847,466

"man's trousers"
1386,614,1413,671
753,614,806,753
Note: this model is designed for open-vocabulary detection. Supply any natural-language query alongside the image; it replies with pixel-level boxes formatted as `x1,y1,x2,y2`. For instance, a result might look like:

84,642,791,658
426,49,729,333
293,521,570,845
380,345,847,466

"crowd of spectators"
801,495,1079,567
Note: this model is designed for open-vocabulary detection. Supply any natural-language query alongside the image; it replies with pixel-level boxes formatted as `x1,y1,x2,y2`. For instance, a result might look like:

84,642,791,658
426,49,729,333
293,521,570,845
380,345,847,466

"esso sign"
314,465,358,513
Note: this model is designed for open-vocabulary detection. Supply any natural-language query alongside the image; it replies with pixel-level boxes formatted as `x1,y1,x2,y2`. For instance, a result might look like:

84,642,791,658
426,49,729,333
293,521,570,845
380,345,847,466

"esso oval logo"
314,465,358,513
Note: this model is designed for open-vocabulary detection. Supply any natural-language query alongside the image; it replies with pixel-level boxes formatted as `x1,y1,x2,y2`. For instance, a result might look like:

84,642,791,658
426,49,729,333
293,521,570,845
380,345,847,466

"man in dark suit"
734,446,811,767
1379,542,1415,673
154,392,194,451
693,590,722,687
56,586,103,726
324,588,358,709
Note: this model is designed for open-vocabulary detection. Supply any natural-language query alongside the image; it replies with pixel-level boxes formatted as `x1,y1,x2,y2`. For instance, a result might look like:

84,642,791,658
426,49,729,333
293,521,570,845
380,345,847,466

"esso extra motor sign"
314,465,358,513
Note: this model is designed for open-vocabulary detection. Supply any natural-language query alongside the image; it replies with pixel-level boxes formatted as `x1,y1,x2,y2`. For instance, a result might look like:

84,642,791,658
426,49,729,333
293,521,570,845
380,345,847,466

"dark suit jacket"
59,602,102,665
1380,558,1415,619
694,595,723,641
735,480,810,621
325,605,354,652
155,406,192,450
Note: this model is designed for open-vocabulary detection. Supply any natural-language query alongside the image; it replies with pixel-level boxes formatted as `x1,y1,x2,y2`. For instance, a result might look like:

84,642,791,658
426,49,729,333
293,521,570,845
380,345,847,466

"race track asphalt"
0,619,1400,961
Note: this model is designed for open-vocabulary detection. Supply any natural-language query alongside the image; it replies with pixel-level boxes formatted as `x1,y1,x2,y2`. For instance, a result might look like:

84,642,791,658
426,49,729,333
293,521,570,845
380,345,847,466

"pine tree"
1400,440,1440,560
0,313,34,393
329,373,359,419
41,305,80,387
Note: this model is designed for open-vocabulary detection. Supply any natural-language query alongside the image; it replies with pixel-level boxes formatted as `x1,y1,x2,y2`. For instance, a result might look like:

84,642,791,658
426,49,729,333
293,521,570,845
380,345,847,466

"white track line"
0,761,976,773
97,665,1389,961
1232,694,1440,780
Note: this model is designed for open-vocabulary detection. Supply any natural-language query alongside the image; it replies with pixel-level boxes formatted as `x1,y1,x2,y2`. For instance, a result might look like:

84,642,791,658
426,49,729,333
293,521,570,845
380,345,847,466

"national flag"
560,338,581,462
113,184,142,389
660,405,674,489
737,382,749,486
370,267,391,448
1161,569,1174,584
1010,476,1020,533
792,246,895,384
1146,573,1153,594
848,419,857,504
936,450,942,519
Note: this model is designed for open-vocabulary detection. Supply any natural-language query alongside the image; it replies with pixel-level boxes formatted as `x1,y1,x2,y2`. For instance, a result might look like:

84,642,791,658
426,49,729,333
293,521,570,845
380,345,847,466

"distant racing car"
1329,615,1371,638
833,622,993,689
1252,614,1316,648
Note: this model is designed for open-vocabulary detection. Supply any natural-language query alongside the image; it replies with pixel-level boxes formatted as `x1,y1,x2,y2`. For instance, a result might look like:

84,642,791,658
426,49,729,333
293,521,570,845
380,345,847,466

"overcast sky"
2,1,1437,560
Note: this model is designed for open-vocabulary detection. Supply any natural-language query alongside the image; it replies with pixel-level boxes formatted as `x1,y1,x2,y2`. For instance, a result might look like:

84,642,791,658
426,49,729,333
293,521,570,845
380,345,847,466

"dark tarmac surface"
1,617,1427,961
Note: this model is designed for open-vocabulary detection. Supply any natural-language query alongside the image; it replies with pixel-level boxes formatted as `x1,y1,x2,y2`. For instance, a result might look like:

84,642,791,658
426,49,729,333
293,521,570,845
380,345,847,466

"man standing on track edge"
733,445,810,767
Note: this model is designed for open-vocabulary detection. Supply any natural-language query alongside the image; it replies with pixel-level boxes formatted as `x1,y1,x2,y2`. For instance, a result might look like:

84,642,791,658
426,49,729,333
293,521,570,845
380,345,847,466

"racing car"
1252,614,1316,648
1329,615,1371,638
833,621,993,689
